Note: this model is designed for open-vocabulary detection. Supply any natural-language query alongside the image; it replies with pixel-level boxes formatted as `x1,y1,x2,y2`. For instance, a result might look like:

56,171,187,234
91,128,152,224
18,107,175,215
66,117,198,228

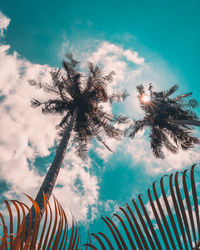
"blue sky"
0,0,200,246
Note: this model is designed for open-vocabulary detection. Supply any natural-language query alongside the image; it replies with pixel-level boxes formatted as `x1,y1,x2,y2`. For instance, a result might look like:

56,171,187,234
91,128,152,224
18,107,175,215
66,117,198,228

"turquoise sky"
2,0,200,83
1,0,200,247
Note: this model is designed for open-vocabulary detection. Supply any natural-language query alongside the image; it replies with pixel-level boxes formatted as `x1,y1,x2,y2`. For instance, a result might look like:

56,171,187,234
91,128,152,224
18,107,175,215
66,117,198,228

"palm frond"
29,79,60,96
173,92,192,102
76,139,88,159
0,193,80,249
97,135,113,152
56,111,71,128
165,84,179,97
113,114,129,124
136,85,145,95
31,99,41,108
162,131,179,154
40,99,70,114
187,98,199,109
64,53,79,70
149,127,165,158
110,90,129,103
125,119,148,138
104,70,116,82
87,164,200,249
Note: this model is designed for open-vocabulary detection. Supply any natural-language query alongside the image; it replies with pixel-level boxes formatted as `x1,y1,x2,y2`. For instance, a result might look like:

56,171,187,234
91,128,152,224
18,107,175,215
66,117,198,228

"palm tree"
126,84,200,158
28,54,128,223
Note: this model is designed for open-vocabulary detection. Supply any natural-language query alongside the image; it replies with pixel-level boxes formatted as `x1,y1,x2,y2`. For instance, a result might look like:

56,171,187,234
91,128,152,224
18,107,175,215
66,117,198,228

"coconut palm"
126,84,200,158
28,54,128,222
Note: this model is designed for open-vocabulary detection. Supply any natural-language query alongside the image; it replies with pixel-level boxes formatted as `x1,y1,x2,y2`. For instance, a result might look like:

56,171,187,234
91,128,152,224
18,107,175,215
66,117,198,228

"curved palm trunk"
168,119,200,127
25,109,77,231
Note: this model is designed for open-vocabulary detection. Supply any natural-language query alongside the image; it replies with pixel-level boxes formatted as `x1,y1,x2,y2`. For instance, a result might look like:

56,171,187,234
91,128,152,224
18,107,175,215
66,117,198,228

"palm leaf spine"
168,119,200,127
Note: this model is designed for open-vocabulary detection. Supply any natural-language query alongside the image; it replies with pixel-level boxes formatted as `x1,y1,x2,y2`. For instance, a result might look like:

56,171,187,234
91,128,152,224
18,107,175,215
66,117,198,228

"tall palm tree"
126,84,200,158
28,54,128,222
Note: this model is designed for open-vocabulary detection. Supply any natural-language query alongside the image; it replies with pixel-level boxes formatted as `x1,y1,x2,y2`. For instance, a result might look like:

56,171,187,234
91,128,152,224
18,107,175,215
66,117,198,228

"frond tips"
0,193,80,249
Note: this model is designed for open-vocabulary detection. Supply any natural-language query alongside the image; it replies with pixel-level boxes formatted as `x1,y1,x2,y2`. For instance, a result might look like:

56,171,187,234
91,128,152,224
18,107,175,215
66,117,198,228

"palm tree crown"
127,84,200,158
27,54,128,225
30,54,128,158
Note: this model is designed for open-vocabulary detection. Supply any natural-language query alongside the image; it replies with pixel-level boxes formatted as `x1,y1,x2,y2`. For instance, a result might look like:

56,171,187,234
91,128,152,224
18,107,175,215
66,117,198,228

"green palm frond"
0,193,80,249
87,164,200,249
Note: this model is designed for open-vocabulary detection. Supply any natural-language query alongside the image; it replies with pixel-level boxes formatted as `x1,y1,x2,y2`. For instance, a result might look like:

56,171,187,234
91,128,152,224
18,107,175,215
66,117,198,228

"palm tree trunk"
25,108,77,233
168,119,200,127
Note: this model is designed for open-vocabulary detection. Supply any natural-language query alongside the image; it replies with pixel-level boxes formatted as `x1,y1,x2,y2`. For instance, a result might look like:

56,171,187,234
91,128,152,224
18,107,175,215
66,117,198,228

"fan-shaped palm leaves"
28,54,128,226
127,84,200,158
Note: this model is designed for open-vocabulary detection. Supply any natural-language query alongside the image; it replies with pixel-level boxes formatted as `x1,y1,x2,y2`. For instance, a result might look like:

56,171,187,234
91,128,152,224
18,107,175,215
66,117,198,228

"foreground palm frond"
0,193,80,249
1,164,200,249
88,164,200,249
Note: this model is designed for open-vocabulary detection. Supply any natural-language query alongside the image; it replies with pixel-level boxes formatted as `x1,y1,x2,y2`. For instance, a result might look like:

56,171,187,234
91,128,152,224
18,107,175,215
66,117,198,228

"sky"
0,0,200,247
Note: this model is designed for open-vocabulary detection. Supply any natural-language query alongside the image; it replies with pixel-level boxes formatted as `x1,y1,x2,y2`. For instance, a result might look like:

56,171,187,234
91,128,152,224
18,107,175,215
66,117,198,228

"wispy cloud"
0,11,10,36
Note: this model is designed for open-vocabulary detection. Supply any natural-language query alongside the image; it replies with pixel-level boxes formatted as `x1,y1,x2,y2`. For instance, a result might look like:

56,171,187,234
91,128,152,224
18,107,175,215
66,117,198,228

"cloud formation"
0,12,99,222
0,11,10,36
82,40,200,171
1,10,200,227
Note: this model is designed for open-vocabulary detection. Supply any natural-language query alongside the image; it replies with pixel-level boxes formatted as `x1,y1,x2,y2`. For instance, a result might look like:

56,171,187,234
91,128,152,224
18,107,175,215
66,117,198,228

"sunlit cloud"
0,11,10,36
0,12,100,222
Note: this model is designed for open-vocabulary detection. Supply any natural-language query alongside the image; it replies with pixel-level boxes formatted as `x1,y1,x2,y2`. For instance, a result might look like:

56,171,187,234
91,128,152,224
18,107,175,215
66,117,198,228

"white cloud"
53,148,99,222
86,42,144,88
83,41,200,172
0,11,10,36
0,12,99,223
125,131,200,174
0,44,56,197
1,9,199,228
84,41,179,120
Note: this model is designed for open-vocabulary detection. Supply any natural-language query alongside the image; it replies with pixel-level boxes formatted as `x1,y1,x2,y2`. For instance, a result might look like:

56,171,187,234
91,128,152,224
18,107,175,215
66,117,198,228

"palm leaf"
87,164,200,249
0,193,80,249
165,84,179,97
